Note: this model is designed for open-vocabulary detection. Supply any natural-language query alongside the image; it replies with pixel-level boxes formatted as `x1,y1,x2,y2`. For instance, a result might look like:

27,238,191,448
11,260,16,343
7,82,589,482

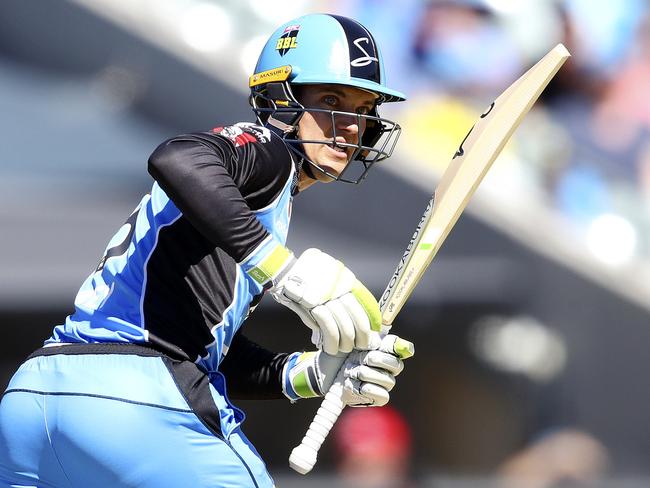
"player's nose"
334,112,360,140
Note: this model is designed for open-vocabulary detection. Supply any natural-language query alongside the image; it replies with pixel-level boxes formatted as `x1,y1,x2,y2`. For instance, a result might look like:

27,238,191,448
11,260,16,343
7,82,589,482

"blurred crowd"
333,0,650,267
330,405,608,488
322,1,650,486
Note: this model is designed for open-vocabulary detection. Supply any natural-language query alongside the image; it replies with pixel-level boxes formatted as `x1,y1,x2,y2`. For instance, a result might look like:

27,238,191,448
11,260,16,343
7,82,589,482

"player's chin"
317,147,350,178
314,166,338,183
318,162,349,182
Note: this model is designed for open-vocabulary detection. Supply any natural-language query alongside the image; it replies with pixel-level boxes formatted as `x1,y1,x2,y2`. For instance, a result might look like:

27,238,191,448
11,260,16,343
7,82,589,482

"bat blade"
379,43,570,325
289,43,570,475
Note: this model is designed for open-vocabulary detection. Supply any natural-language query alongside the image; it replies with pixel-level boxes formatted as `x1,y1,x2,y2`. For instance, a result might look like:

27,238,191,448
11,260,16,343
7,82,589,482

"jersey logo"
351,37,378,67
212,123,271,147
276,25,300,56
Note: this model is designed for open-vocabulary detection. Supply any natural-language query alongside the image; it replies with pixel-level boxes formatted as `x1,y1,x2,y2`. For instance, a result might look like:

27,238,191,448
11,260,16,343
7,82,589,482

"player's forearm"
219,332,290,400
148,135,269,263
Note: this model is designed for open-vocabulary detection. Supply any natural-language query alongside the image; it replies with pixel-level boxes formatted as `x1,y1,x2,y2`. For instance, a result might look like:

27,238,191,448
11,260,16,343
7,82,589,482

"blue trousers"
0,344,275,488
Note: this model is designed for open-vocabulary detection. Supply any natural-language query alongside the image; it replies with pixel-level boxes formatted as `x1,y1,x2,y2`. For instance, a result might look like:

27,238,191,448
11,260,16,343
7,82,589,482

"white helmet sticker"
351,37,378,67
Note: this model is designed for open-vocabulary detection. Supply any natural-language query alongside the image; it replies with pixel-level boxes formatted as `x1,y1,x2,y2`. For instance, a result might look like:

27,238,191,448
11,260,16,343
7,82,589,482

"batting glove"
282,334,415,407
268,248,382,355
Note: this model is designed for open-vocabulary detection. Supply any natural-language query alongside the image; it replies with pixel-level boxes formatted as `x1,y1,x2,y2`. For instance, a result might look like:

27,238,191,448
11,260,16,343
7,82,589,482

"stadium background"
1,0,650,486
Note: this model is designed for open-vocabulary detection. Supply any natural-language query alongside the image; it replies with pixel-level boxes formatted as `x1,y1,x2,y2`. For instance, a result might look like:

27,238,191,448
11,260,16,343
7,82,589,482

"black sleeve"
219,331,291,400
147,131,291,263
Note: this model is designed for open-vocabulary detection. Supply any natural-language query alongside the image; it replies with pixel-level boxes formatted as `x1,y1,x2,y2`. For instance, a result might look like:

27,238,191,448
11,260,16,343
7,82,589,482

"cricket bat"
289,43,570,475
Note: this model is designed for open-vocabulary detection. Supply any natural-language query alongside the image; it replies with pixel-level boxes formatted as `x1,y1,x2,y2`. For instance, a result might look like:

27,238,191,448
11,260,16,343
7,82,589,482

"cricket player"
0,13,413,488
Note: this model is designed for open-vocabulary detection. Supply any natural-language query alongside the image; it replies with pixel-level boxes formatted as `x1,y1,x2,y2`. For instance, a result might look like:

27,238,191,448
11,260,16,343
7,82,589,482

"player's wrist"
245,242,295,287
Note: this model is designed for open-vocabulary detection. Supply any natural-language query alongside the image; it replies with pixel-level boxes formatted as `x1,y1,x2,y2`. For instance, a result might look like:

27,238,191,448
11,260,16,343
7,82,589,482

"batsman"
0,13,414,488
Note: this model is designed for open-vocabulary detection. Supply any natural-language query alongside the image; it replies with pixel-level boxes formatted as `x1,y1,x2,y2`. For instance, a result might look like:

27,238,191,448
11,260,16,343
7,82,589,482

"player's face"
296,84,377,184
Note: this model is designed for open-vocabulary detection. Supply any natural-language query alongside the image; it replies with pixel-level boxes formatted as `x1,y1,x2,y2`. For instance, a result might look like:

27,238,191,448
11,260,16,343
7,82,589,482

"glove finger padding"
362,350,404,376
271,247,382,355
339,334,415,407
339,293,372,350
379,334,415,360
359,382,390,407
282,332,415,405
349,364,396,391
310,329,322,350
343,378,390,407
325,298,356,353
311,304,341,355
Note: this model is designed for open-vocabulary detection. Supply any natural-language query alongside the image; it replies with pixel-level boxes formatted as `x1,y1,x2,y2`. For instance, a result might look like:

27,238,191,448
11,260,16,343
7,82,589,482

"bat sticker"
454,102,495,159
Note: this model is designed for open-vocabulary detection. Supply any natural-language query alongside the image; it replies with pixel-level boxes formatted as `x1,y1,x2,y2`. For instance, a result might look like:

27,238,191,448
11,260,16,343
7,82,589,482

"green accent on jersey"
248,267,269,285
351,280,382,332
248,245,292,285
393,337,415,359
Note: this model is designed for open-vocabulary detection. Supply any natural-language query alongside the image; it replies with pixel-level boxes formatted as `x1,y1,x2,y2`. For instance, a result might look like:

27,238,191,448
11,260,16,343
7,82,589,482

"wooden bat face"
379,44,570,326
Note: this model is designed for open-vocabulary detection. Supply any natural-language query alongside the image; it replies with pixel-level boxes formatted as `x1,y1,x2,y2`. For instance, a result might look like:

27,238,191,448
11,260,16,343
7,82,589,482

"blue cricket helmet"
249,13,405,184
252,13,405,103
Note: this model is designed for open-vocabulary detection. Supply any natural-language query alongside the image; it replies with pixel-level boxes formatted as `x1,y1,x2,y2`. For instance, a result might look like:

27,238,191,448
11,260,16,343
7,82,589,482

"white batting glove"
269,248,382,355
282,334,415,407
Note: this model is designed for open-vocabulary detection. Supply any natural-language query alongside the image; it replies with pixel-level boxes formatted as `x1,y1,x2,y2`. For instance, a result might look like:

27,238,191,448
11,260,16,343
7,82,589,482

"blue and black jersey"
49,123,296,393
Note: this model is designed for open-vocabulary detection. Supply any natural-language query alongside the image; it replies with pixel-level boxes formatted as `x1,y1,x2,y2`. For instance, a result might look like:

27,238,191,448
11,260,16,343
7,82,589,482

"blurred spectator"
562,0,645,77
333,0,650,262
591,10,650,157
497,428,609,488
411,0,524,97
332,406,414,488
544,2,650,261
327,0,423,96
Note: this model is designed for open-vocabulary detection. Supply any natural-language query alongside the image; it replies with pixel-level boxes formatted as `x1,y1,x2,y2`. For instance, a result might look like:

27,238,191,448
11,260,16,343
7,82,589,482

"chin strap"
267,116,296,135
299,155,317,181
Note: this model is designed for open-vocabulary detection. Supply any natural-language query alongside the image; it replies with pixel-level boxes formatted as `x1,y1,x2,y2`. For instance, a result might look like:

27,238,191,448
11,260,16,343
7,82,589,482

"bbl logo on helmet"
275,25,300,56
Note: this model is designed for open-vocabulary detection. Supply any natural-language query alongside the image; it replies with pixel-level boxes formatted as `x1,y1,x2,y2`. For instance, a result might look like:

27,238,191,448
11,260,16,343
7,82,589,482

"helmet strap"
267,116,296,134
300,155,318,180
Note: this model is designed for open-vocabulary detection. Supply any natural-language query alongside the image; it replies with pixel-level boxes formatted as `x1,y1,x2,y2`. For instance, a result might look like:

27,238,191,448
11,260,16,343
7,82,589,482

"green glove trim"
292,370,319,398
289,351,324,399
393,337,415,359
351,280,382,332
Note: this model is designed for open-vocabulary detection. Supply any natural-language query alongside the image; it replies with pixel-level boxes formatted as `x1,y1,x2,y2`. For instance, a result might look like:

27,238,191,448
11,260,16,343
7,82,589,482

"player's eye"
322,95,338,107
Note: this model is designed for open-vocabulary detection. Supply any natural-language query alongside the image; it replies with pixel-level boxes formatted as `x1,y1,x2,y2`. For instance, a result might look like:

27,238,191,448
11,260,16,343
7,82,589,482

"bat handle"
289,326,393,474
289,359,346,474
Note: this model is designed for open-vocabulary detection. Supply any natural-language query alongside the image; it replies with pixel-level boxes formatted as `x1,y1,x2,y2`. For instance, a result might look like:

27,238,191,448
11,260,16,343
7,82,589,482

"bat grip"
289,327,392,474
289,363,346,474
